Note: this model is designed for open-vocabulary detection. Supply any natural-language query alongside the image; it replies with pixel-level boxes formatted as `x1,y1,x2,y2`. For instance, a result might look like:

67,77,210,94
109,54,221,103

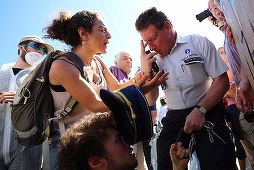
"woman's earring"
82,41,85,44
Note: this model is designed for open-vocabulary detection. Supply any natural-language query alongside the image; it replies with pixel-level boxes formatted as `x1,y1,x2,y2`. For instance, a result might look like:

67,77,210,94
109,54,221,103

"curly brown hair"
58,112,115,170
43,10,101,47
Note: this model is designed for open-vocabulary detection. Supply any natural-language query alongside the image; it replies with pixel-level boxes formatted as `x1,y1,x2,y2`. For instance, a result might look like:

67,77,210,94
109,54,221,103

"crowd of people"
0,0,254,170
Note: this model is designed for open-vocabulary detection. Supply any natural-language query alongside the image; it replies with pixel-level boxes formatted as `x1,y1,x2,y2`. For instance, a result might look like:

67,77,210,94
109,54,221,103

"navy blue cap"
100,85,153,145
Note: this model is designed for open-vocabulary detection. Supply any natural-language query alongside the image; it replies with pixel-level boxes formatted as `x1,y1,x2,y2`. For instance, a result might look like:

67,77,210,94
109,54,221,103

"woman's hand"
137,71,168,94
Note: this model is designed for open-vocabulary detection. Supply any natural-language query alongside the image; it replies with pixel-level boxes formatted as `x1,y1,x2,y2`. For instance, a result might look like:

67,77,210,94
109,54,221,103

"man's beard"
105,155,138,170
20,51,27,62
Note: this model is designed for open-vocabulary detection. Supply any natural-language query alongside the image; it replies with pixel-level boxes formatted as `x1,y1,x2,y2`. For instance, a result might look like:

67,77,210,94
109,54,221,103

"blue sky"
0,0,224,77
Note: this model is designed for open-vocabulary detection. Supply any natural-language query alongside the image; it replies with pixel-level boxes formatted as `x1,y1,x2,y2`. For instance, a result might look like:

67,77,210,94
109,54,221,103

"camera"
243,111,254,123
196,9,213,22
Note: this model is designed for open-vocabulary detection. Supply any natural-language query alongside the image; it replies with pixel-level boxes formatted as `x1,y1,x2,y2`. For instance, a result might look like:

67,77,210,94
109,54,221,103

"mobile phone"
145,50,166,90
146,50,160,72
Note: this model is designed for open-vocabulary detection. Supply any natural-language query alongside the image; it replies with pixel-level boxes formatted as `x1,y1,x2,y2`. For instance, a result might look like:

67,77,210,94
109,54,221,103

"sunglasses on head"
23,43,48,55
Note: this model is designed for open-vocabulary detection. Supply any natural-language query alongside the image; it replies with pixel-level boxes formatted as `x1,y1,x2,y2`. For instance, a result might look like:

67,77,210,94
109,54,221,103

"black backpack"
11,50,85,146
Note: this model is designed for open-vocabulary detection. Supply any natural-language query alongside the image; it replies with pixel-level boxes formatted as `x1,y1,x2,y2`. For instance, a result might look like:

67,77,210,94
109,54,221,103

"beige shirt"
50,58,106,141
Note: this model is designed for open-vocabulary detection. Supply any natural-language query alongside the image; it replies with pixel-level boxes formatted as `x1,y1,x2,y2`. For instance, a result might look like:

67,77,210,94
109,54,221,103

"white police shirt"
156,34,228,110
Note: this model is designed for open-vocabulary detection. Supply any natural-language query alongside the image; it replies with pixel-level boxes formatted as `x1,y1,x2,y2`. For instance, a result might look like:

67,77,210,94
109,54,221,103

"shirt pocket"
180,62,208,85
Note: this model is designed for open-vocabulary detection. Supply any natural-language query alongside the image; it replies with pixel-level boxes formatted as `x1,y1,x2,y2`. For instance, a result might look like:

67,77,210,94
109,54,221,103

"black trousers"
157,104,237,170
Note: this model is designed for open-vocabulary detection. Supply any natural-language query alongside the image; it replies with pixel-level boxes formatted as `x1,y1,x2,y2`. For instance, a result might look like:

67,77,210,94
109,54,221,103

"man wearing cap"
0,35,53,169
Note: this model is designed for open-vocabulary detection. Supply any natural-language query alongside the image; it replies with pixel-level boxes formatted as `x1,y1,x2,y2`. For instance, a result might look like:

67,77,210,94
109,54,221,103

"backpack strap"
61,54,104,118
60,97,79,117
63,52,89,81
43,51,87,169
58,98,79,135
58,52,88,117
54,52,88,135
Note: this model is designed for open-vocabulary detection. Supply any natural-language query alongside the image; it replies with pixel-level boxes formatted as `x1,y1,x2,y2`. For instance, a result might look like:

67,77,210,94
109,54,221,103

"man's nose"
148,44,155,51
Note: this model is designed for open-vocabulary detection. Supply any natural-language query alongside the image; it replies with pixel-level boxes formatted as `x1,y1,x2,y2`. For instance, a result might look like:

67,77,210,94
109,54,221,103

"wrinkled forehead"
120,52,131,58
116,52,132,62
140,24,158,42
